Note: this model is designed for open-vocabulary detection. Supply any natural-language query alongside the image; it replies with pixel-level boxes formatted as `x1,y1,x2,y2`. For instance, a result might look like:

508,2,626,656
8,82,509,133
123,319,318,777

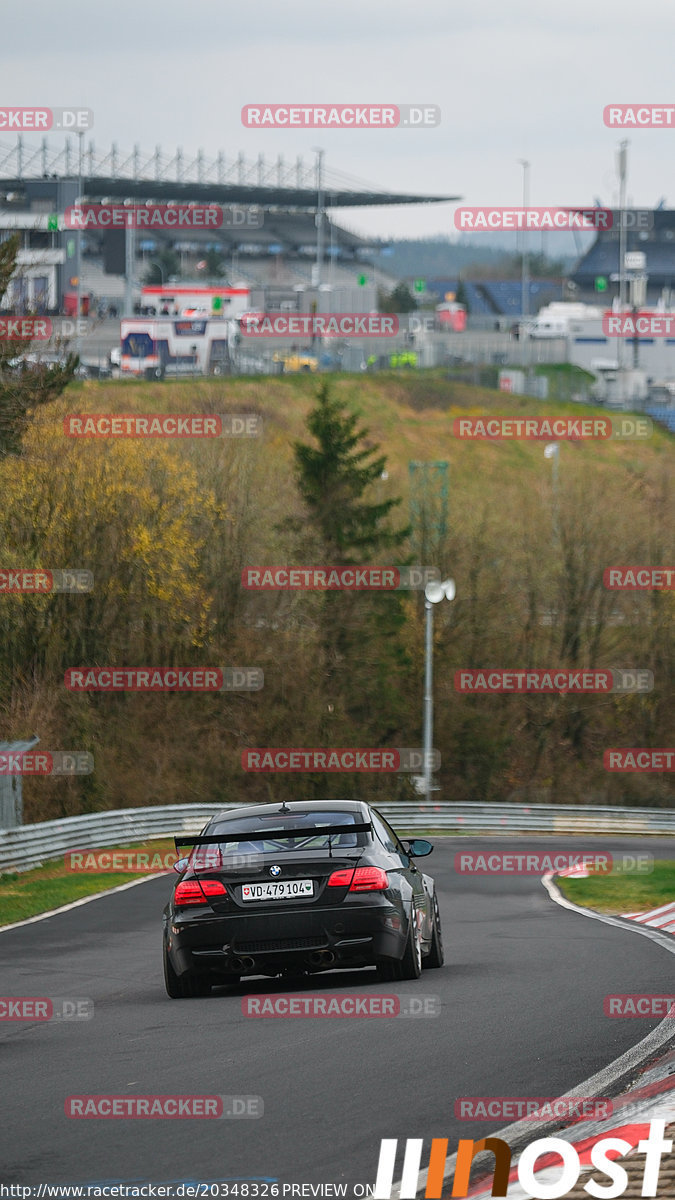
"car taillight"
327,868,355,888
174,879,227,906
327,867,388,892
349,867,389,891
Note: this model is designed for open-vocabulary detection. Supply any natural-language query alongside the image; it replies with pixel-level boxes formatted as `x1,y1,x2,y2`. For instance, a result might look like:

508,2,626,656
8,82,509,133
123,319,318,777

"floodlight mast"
422,579,456,805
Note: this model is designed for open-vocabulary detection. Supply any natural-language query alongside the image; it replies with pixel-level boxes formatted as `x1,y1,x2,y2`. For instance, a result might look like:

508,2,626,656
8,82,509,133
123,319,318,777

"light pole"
124,199,135,317
312,147,324,287
518,159,530,322
617,140,629,403
516,160,528,364
75,130,84,359
422,577,456,805
329,192,336,287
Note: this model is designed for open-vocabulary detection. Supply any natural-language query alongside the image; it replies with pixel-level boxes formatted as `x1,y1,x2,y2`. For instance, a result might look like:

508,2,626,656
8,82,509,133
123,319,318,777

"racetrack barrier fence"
1,801,674,874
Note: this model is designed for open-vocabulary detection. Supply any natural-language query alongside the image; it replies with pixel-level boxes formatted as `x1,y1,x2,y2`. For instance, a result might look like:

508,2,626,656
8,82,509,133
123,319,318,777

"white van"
528,303,603,339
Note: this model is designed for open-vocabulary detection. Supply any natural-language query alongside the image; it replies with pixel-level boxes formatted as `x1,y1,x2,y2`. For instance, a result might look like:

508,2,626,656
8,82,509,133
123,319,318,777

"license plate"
240,879,314,902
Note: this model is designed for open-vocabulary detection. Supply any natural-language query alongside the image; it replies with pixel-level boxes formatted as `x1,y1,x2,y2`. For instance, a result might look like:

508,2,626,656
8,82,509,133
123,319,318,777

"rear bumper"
164,895,407,977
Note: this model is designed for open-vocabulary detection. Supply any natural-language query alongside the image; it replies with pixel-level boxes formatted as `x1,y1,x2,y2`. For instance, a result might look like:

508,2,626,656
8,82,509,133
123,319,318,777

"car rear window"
205,810,369,854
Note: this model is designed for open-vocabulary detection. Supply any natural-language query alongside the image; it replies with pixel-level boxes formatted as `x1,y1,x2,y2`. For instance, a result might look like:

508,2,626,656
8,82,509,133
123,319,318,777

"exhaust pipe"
308,950,335,966
230,956,255,972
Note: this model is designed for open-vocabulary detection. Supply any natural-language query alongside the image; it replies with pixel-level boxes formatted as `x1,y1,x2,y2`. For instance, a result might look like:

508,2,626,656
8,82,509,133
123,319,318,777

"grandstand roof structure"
0,139,458,309
571,209,675,289
0,140,459,210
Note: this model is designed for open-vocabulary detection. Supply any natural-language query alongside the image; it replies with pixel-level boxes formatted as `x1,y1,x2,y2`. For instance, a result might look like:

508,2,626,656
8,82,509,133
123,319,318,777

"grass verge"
556,860,675,914
0,839,176,926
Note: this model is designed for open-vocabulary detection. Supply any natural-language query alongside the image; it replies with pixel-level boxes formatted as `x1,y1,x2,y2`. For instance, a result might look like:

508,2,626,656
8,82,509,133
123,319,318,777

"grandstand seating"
644,403,675,433
426,279,563,316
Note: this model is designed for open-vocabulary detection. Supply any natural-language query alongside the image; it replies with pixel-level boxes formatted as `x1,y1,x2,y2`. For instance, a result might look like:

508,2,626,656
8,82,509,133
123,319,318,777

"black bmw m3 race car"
162,799,444,997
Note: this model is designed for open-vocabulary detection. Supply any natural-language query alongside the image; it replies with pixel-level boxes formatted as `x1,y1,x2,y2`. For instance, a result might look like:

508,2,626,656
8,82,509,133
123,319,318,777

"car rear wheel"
423,891,444,969
184,975,212,997
377,959,398,982
163,944,185,998
163,944,211,998
398,903,423,980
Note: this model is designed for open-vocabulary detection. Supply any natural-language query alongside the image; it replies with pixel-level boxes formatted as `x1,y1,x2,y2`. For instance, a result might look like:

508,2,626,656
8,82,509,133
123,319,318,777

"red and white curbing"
465,1050,675,1199
460,872,675,1198
621,900,675,935
557,864,596,879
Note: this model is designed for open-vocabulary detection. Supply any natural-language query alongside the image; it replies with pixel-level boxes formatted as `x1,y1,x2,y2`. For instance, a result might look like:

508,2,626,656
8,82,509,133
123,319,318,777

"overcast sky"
2,0,673,241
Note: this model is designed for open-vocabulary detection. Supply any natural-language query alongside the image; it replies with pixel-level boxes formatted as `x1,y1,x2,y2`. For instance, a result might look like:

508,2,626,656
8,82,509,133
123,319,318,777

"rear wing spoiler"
175,821,373,854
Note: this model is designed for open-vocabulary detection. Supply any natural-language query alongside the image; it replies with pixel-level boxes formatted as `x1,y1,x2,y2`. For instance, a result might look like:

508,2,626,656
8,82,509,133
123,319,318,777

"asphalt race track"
1,836,673,1188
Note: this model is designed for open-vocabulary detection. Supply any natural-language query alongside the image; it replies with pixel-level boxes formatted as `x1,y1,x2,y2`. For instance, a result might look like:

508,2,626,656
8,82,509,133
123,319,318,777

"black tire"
377,959,398,982
163,944,211,998
184,974,212,997
163,943,186,998
398,904,423,980
423,891,444,969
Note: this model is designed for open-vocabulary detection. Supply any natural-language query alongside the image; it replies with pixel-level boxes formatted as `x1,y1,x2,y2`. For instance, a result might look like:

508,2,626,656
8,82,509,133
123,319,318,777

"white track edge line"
541,872,675,957
0,872,170,934
396,870,675,1198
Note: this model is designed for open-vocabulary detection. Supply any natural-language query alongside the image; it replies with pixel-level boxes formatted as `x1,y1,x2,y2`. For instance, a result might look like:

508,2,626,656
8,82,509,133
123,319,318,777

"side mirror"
404,838,433,858
173,857,189,874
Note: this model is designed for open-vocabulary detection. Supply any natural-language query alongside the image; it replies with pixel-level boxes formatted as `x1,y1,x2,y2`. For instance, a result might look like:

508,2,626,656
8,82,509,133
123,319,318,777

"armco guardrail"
0,801,673,874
